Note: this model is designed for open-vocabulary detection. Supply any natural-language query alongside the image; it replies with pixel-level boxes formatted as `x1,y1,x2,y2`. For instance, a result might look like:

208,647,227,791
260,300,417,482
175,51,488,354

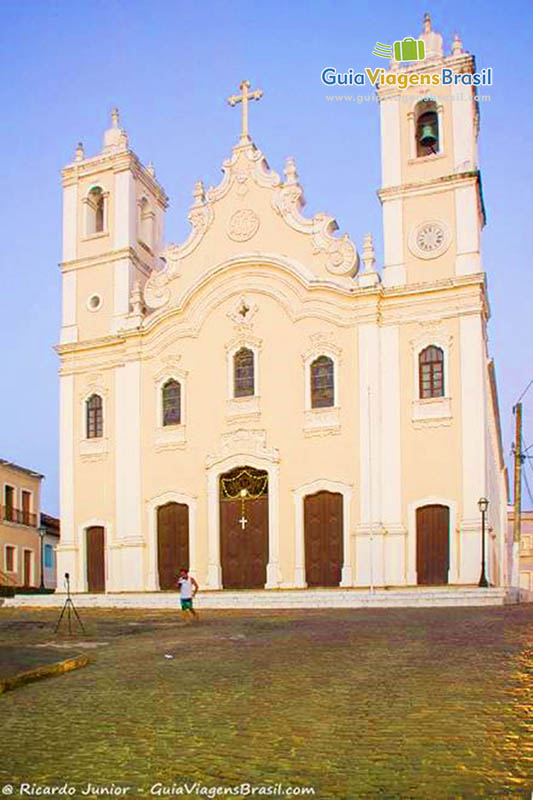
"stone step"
4,587,515,610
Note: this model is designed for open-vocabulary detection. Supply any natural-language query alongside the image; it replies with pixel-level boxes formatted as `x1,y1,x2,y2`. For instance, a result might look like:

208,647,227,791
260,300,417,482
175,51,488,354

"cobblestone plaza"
0,605,531,800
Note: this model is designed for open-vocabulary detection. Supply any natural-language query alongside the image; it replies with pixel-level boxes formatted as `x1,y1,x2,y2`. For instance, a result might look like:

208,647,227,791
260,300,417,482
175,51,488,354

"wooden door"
86,526,105,593
157,503,189,590
220,495,268,589
23,550,32,586
416,505,449,585
304,492,343,587
22,491,31,525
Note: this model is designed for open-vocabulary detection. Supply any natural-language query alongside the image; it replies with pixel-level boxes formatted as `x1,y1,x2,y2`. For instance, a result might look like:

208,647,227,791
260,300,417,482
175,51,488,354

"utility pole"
512,402,523,587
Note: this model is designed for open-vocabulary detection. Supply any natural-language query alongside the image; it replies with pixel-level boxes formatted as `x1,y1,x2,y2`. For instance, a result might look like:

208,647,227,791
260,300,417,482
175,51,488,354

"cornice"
56,270,489,361
62,150,168,207
380,275,489,324
377,171,480,202
60,246,152,276
56,333,125,358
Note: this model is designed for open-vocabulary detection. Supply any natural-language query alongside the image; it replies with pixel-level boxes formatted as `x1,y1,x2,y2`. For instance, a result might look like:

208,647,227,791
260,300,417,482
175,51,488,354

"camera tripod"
55,573,85,635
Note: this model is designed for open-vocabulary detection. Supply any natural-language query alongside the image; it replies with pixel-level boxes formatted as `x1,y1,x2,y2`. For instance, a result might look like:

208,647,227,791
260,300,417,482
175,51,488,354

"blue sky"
1,0,532,514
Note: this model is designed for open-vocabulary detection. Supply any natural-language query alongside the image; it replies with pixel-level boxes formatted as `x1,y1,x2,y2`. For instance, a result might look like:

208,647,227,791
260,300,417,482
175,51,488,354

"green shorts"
180,598,193,611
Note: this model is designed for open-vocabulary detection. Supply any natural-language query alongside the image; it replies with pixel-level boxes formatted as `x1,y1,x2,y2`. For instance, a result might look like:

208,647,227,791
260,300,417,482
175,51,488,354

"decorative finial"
362,233,376,272
452,32,464,55
421,11,443,59
227,80,263,144
75,142,84,161
192,179,206,206
130,279,144,316
102,107,128,153
147,161,156,177
284,156,299,185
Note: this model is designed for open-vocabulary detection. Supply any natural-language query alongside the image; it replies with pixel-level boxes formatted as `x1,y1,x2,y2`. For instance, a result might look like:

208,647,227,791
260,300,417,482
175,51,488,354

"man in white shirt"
177,567,199,622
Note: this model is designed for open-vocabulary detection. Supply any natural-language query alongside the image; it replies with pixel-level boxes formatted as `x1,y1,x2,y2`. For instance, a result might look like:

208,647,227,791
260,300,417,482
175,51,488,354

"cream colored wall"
70,368,116,590
402,190,457,284
139,278,360,588
398,316,463,507
74,261,116,340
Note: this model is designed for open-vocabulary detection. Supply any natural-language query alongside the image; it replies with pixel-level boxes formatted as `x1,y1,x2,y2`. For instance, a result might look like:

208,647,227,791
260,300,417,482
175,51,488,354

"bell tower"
377,14,485,287
60,109,168,344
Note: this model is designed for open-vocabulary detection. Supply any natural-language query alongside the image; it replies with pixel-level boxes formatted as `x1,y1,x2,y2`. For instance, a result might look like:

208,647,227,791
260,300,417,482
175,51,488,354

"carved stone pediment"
206,428,280,468
143,140,359,313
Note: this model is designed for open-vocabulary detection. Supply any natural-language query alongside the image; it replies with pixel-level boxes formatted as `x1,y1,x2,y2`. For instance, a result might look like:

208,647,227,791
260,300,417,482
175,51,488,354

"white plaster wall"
57,374,77,589
380,96,402,188
382,200,406,286
459,314,487,582
62,183,77,262
455,185,481,276
380,325,401,524
114,169,136,250
452,90,476,172
114,360,143,590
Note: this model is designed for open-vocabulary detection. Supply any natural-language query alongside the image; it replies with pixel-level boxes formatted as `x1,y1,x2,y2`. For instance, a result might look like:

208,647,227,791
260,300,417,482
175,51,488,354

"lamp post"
38,526,46,591
478,497,489,588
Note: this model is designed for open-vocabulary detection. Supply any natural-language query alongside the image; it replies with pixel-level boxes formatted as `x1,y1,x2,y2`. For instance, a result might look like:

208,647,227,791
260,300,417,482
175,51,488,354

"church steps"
3,587,517,610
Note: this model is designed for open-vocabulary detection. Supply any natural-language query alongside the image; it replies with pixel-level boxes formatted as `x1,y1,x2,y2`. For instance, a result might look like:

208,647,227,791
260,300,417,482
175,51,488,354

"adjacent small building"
40,512,60,590
0,459,42,587
508,509,533,592
0,459,59,589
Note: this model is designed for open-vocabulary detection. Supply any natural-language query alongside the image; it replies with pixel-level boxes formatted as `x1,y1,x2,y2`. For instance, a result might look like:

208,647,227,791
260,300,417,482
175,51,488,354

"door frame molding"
408,497,457,585
293,479,353,588
206,454,280,590
147,491,197,591
78,518,110,592
82,521,107,593
22,547,34,587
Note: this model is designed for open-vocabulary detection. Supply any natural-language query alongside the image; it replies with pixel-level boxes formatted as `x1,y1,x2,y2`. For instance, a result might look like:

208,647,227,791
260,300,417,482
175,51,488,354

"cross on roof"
227,80,263,144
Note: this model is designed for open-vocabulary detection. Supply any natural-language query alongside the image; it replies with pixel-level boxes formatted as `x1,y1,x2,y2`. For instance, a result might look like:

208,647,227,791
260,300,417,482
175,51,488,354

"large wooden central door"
416,505,450,585
157,503,189,590
304,491,343,587
86,526,105,593
220,467,268,589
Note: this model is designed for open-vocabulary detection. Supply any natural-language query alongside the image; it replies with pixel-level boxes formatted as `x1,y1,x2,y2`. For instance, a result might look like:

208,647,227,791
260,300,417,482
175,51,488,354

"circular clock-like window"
409,220,451,260
87,293,103,312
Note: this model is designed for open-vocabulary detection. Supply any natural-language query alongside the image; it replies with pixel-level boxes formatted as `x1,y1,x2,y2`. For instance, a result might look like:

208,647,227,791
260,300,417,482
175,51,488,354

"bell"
419,122,438,148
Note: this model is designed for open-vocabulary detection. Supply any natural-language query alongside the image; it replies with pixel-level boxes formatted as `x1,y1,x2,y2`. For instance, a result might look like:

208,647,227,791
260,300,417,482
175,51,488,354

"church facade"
57,17,509,594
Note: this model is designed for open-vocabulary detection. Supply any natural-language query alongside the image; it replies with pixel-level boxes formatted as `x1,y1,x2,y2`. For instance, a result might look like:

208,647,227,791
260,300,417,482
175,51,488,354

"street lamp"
478,497,489,588
38,526,46,592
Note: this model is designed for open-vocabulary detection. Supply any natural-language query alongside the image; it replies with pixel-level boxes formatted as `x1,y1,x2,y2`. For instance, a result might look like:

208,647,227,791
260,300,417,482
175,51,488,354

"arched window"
86,394,103,438
419,346,444,398
233,347,254,397
86,187,105,235
311,356,334,408
415,100,439,157
162,379,181,426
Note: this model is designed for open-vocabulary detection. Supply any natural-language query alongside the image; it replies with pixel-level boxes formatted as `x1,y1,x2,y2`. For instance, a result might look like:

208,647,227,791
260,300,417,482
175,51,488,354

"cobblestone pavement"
0,605,531,800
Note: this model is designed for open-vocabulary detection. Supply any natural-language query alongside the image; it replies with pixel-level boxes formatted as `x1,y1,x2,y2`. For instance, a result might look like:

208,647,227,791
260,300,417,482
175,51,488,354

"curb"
0,654,89,694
